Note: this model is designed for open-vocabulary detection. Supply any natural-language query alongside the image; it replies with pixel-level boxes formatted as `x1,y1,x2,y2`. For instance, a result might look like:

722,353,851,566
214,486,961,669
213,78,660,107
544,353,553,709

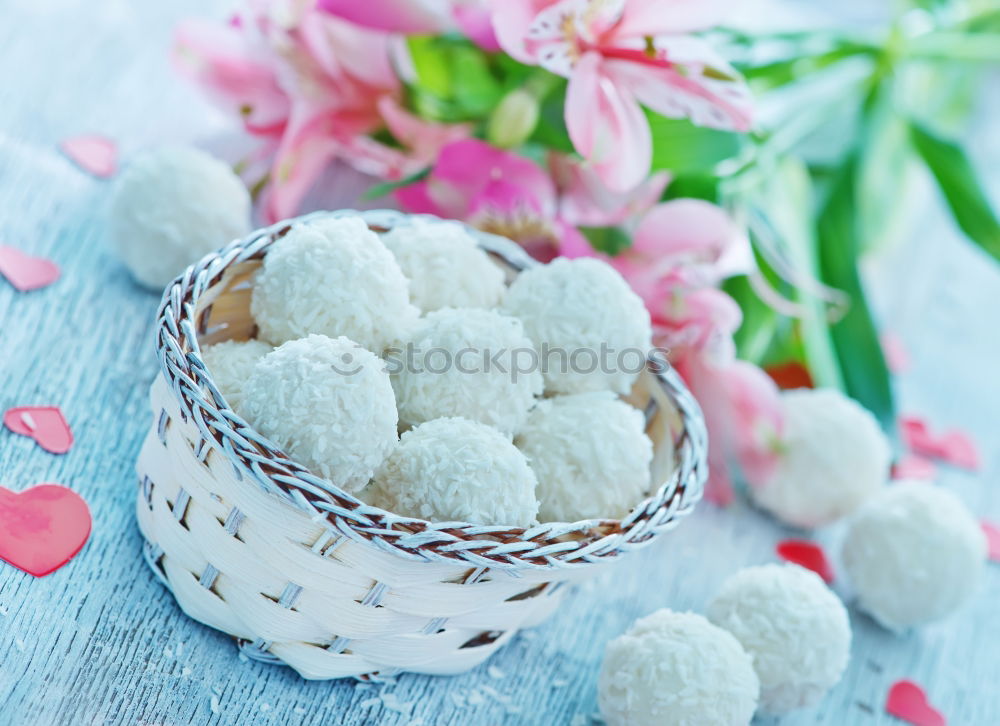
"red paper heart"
0,245,60,291
892,454,937,481
899,416,980,471
0,485,91,577
776,539,834,583
981,522,1000,563
886,679,946,726
59,134,117,178
3,406,74,454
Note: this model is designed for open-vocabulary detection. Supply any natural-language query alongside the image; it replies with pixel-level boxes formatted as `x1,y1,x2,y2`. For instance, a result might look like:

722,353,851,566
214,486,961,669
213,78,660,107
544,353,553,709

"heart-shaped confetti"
892,454,937,481
886,679,946,726
0,484,91,577
59,134,117,178
0,245,60,291
776,539,834,583
3,406,74,454
981,522,1000,563
899,416,980,471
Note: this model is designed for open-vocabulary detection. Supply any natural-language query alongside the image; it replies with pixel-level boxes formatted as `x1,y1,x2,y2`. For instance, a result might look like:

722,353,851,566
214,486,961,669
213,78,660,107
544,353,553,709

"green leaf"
740,43,877,91
722,273,779,364
755,157,845,390
363,168,430,201
815,155,895,428
908,121,1000,261
450,46,502,116
528,81,574,153
907,32,1000,63
407,36,453,98
663,174,721,202
648,115,744,175
579,226,631,256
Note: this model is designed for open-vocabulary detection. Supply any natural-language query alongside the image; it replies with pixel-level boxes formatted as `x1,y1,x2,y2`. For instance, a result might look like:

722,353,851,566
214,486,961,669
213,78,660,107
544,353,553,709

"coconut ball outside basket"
134,209,708,681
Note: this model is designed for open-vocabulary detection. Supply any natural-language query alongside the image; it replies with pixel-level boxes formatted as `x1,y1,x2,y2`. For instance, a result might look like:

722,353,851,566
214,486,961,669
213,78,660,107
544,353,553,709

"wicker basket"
134,209,708,680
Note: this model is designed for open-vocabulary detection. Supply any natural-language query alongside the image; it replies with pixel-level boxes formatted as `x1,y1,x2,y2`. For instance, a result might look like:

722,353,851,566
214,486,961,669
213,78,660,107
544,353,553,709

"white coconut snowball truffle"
367,417,539,526
251,216,419,350
390,308,543,435
242,335,398,493
707,564,851,714
749,388,890,528
842,482,986,631
501,257,652,395
381,218,505,313
108,146,251,289
200,339,271,414
515,392,653,522
599,609,759,726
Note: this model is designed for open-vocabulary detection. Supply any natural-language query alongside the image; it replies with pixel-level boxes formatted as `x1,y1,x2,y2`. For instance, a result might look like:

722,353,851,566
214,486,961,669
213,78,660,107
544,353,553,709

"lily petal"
566,51,652,192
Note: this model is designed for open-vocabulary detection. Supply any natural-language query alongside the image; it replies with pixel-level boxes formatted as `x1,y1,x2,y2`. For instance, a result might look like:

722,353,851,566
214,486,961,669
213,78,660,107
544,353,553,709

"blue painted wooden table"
1,1,998,724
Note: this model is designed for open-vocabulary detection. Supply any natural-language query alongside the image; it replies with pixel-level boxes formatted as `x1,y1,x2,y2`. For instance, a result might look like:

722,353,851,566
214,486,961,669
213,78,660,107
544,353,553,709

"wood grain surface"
1,1,998,724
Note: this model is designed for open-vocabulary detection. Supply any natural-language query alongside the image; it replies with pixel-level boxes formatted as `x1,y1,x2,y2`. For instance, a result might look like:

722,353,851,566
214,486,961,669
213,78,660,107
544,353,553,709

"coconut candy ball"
200,339,271,415
390,307,543,435
515,391,653,522
749,388,891,528
599,609,759,726
108,146,251,289
707,563,851,714
367,417,539,527
381,218,506,313
241,335,398,493
842,482,986,631
501,257,652,395
251,216,419,351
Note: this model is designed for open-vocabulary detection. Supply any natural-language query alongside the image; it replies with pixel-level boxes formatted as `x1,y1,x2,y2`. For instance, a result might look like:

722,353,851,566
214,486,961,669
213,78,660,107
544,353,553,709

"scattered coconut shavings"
211,685,222,696
408,718,426,726
164,647,174,659
487,665,505,679
506,704,523,715
181,667,192,678
551,679,568,688
260,703,271,712
570,714,588,726
210,695,221,714
237,652,249,663
467,689,485,705
14,638,26,652
358,698,382,709
293,707,306,715
449,691,466,708
0,604,8,616
380,692,413,714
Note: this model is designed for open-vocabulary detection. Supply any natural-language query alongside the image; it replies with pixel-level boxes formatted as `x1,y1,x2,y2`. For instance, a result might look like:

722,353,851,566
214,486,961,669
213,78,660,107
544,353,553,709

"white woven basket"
134,209,708,680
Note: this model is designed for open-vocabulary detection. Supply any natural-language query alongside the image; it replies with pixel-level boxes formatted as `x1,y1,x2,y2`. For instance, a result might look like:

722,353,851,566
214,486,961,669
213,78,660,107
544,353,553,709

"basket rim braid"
153,209,708,572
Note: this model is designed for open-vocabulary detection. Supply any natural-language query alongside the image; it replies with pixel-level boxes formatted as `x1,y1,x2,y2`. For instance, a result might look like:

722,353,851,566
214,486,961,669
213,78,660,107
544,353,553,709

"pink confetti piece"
776,539,834,583
881,332,910,373
981,522,1000,563
59,134,117,178
0,484,92,577
886,679,947,726
3,406,74,454
0,245,60,291
899,415,981,471
892,454,937,481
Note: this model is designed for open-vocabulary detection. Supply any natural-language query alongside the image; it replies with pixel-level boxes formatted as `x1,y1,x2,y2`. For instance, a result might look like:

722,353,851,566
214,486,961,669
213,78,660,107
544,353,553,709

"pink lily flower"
317,0,501,50
396,139,587,261
175,7,472,222
491,0,752,191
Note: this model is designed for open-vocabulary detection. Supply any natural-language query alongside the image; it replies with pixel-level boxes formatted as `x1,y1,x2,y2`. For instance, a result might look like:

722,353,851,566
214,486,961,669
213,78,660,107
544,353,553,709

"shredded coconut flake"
708,563,851,714
251,216,418,350
516,391,654,522
502,257,651,394
382,219,505,313
368,417,539,526
243,335,398,492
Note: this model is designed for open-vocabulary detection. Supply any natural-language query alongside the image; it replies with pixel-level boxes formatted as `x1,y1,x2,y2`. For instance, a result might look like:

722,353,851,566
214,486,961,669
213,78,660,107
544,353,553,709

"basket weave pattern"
135,209,708,679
